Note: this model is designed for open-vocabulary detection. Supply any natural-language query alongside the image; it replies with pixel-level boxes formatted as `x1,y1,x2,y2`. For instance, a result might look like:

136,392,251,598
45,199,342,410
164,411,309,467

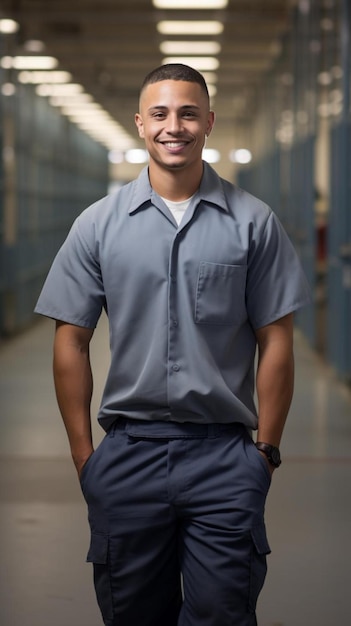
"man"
35,64,310,626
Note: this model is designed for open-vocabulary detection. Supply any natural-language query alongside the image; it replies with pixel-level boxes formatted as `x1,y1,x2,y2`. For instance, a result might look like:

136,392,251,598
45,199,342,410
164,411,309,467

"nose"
166,113,183,134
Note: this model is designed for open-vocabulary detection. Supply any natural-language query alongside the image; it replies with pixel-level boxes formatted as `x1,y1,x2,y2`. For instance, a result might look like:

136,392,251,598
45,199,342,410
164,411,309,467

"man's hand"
74,448,94,479
257,450,275,477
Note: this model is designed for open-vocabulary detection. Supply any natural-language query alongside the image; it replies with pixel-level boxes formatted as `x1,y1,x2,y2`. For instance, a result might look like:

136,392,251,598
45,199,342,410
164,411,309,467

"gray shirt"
35,162,310,430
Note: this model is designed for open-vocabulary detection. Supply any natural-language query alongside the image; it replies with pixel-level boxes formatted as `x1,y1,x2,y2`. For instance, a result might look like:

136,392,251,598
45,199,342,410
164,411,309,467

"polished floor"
0,315,350,626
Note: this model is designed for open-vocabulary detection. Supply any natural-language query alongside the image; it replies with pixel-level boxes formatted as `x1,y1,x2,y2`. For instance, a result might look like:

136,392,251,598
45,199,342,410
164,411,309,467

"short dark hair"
140,63,209,102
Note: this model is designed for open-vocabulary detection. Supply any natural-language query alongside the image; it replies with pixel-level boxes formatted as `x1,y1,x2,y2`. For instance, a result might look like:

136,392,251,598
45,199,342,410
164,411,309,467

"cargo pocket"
195,262,247,325
248,524,271,613
86,533,113,624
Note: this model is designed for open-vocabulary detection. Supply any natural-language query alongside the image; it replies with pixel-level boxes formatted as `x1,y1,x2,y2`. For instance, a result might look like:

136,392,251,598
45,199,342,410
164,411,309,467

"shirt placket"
167,232,182,410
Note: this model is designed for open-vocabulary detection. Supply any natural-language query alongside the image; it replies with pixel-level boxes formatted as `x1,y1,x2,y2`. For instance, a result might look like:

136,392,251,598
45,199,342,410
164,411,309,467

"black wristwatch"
255,442,281,468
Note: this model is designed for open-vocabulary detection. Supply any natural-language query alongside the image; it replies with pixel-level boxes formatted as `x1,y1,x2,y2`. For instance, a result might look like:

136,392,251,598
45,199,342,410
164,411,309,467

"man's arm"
53,320,95,478
255,313,295,470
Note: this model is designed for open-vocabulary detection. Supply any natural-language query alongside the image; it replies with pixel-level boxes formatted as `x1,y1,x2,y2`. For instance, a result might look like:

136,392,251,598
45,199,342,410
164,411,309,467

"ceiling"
1,0,295,177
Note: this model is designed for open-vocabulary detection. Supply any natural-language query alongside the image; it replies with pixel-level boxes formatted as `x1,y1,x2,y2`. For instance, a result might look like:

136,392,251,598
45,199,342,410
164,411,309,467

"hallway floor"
0,315,350,626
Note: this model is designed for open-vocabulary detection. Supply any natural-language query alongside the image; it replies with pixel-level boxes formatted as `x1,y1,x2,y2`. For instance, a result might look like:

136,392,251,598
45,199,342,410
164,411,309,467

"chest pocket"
195,261,247,325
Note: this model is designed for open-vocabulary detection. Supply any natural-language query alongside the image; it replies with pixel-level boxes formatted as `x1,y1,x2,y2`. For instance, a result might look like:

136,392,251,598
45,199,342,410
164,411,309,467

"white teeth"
163,142,185,147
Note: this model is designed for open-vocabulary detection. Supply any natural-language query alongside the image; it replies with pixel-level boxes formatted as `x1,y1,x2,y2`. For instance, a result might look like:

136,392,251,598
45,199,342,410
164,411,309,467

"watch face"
271,447,281,466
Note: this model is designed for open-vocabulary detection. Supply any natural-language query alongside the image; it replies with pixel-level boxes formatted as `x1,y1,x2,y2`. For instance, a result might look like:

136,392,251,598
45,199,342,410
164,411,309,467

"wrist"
255,441,281,468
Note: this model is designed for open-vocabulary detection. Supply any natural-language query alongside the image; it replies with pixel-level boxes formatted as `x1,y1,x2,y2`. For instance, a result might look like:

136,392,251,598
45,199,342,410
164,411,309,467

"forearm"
255,314,295,447
53,322,94,474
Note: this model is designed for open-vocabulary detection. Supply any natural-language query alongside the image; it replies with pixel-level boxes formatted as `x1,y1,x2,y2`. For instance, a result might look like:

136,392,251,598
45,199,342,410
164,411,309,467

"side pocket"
87,533,114,623
79,451,96,487
248,524,271,613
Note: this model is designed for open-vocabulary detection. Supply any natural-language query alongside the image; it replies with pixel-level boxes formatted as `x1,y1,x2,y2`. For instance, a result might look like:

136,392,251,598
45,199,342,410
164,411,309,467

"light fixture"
320,17,334,31
62,109,109,120
202,148,220,163
1,82,16,96
125,149,149,164
1,56,58,69
18,70,72,84
162,57,219,71
0,48,135,152
36,83,84,96
157,21,224,35
160,41,221,55
201,72,217,84
331,65,343,79
229,149,252,164
330,89,343,103
280,73,294,86
0,18,19,34
23,40,46,53
207,84,217,98
318,71,332,86
153,0,227,8
108,150,125,164
317,103,331,118
48,94,93,106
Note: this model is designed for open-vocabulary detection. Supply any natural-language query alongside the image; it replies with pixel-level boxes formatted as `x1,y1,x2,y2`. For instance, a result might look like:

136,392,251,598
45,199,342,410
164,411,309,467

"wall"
0,80,109,336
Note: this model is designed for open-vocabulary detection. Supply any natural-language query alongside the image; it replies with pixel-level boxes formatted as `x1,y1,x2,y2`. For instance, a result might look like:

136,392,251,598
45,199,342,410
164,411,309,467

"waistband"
113,417,246,439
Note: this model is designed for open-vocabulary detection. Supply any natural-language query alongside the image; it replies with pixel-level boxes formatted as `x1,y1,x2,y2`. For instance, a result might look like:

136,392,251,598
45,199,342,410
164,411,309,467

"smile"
160,141,189,150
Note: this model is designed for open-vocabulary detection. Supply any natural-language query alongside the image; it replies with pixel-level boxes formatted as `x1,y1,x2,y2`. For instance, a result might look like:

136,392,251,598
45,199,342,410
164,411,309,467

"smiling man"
135,70,215,191
35,64,310,626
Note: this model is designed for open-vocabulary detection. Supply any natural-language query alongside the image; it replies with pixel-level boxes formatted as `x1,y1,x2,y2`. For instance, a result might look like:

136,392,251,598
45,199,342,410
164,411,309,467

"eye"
152,111,166,120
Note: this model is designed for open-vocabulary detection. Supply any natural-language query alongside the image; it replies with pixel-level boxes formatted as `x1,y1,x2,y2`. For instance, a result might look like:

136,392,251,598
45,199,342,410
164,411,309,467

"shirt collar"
128,161,229,215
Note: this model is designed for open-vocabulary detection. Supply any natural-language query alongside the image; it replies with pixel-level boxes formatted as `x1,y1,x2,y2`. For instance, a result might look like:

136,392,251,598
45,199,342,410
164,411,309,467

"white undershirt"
161,195,194,226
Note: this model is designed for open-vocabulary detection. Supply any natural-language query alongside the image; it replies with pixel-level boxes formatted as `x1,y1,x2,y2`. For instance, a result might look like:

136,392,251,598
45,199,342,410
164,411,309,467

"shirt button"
172,364,180,372
172,319,178,327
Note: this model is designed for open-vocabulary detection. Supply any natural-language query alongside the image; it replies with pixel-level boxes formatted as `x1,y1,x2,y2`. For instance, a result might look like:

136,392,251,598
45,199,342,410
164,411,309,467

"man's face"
135,80,215,173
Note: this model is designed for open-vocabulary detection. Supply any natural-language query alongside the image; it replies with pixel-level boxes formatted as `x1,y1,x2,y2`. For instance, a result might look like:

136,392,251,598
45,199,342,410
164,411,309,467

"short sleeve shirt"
35,163,311,431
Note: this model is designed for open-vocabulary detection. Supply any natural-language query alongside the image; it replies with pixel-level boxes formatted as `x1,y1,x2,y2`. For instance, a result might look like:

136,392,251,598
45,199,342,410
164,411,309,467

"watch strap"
255,442,281,467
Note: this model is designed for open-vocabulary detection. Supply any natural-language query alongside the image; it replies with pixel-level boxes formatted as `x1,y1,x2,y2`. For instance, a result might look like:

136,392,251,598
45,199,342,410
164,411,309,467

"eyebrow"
147,105,201,112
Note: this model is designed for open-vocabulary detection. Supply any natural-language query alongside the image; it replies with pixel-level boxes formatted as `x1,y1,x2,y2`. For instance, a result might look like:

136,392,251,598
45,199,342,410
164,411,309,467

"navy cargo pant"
79,418,271,626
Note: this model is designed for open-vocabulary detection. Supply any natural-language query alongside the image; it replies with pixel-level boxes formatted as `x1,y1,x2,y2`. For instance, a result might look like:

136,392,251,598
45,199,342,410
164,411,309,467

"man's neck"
148,161,203,201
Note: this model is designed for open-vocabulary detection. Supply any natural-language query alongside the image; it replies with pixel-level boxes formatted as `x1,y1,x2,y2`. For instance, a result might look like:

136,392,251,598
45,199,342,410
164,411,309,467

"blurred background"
0,0,350,379
0,2,350,625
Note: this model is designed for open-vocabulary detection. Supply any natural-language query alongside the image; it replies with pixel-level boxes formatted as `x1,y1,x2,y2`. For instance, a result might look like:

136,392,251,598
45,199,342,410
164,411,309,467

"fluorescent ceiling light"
160,41,221,55
36,83,83,96
49,94,93,106
201,72,217,83
18,71,72,84
154,0,227,8
60,103,104,114
23,40,46,53
62,110,110,121
1,55,58,69
163,56,219,71
157,21,224,35
0,18,20,34
207,84,217,98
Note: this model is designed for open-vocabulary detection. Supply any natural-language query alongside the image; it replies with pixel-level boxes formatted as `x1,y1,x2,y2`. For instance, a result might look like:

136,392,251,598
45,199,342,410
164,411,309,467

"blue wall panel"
0,83,109,336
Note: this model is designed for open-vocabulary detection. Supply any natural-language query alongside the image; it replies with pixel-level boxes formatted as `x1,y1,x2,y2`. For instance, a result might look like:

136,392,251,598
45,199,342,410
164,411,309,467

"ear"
135,113,145,139
205,110,216,138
